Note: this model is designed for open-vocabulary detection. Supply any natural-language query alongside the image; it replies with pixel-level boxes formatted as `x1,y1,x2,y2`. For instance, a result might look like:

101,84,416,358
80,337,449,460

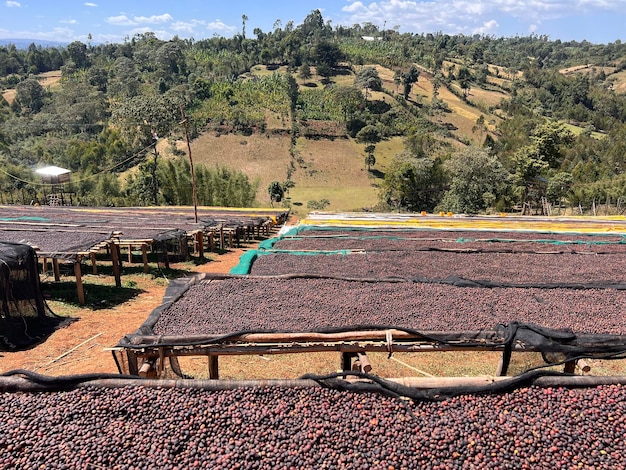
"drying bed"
271,230,626,254
247,251,626,286
1,384,624,469
149,277,626,336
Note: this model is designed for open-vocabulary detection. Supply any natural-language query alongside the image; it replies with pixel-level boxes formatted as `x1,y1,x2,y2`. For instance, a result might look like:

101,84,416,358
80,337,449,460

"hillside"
162,62,511,217
3,21,626,215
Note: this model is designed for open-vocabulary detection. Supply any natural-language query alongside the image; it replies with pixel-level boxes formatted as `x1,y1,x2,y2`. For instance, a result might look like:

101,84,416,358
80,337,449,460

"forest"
2,9,626,214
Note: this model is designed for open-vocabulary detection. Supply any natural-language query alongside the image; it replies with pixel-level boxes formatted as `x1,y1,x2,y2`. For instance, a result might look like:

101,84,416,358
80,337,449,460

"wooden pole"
141,244,149,273
52,258,61,282
208,232,214,251
195,232,204,258
73,261,85,306
180,106,199,224
208,355,219,379
127,244,133,263
495,347,512,376
90,252,98,275
110,242,122,288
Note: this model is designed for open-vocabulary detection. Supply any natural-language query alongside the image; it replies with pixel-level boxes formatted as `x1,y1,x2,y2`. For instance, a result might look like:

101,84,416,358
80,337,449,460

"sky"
1,0,626,45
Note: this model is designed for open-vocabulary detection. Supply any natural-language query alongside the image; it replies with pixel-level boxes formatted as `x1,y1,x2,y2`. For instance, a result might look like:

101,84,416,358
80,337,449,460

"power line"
0,141,157,187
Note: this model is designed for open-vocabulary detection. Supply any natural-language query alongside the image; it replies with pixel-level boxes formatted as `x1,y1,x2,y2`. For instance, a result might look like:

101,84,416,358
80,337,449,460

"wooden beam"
73,261,85,306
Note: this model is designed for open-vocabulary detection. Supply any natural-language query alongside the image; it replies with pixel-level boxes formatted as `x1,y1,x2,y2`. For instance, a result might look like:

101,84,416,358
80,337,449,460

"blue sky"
1,0,626,45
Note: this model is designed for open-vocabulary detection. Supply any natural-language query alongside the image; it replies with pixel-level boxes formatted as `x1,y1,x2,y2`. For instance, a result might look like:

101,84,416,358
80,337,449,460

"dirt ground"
0,248,247,376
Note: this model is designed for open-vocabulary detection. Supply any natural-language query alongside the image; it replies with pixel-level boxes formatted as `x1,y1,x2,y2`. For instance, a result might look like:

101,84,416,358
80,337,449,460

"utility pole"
180,106,199,223
152,133,159,206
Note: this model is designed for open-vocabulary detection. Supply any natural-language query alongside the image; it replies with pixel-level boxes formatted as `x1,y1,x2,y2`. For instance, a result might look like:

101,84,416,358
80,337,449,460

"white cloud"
171,19,206,34
338,0,626,36
6,1,21,7
84,2,97,6
107,15,137,26
133,13,173,24
473,19,499,35
60,19,78,25
343,1,366,13
107,13,173,27
207,19,237,34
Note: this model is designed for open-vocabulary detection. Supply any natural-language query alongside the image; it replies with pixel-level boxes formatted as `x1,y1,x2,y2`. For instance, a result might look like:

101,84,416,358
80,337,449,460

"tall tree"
402,65,420,99
440,147,511,214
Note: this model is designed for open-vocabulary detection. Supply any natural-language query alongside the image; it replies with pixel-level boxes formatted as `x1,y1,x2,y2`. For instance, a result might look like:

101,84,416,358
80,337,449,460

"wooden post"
195,232,204,258
31,253,46,318
341,352,356,373
495,348,512,376
90,252,98,275
74,260,85,306
110,242,122,288
219,226,225,250
126,351,140,376
208,232,214,251
127,244,133,263
141,244,149,273
180,235,189,260
208,355,219,379
52,258,61,282
228,231,233,249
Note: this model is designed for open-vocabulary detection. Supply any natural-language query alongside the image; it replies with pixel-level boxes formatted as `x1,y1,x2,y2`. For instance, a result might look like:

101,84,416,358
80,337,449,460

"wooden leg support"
90,252,97,275
208,355,219,379
141,244,149,273
52,258,61,282
496,347,512,376
110,242,122,288
74,261,85,306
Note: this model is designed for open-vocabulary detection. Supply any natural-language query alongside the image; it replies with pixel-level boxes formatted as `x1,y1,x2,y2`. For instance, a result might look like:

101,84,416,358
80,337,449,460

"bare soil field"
0,248,247,376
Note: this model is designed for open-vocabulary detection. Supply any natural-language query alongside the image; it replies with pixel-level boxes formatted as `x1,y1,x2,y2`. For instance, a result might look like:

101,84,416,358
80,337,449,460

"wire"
0,141,157,187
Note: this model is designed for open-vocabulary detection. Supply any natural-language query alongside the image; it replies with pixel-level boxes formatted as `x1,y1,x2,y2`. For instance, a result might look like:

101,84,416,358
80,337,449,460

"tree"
440,147,511,214
457,67,472,97
331,86,363,122
381,154,445,211
354,66,382,100
512,122,574,205
316,62,332,82
355,125,382,146
546,172,573,207
298,63,312,84
241,14,249,39
268,181,284,206
15,78,45,113
66,41,89,69
364,145,376,171
402,65,420,100
112,93,182,149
